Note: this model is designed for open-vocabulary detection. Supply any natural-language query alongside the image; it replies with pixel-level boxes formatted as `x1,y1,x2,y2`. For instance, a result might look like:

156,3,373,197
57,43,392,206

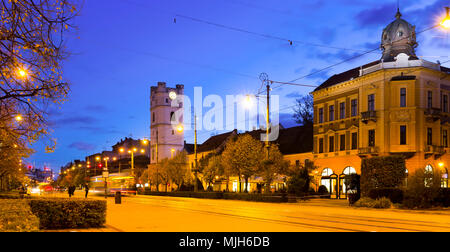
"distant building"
150,82,184,163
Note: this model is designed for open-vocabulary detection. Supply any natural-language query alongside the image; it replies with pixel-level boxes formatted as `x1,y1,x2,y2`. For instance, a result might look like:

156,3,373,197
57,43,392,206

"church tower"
150,82,184,164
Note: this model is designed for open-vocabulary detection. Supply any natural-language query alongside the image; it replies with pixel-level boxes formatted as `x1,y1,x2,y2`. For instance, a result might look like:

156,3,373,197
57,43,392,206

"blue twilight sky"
28,0,450,171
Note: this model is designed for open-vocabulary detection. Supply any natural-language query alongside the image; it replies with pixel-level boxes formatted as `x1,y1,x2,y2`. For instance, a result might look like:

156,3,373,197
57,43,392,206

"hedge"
142,190,289,203
0,199,39,232
368,188,404,204
361,155,406,196
29,198,106,230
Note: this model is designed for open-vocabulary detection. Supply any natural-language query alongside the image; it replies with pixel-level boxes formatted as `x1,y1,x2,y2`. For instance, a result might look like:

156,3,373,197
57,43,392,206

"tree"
360,156,406,196
0,0,78,148
287,163,312,196
293,94,314,126
221,134,264,193
167,151,188,189
0,0,78,190
260,144,289,193
202,154,223,191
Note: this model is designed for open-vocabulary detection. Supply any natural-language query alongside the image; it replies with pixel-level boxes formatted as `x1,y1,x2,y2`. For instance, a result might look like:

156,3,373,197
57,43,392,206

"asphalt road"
100,194,450,232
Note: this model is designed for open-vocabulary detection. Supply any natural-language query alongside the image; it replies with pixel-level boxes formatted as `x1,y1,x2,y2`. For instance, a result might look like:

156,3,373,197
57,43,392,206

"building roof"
185,126,313,156
313,60,380,92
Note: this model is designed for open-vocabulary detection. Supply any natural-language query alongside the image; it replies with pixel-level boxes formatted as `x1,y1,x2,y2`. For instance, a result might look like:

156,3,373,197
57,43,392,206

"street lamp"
16,67,28,79
15,114,23,122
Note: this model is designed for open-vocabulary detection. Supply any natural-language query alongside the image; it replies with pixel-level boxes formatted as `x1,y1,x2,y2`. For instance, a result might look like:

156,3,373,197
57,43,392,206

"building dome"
381,9,418,62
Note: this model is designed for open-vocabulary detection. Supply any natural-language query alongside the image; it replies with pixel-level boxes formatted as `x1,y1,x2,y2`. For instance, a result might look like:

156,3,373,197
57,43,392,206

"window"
170,111,175,122
351,99,358,117
400,88,406,107
400,125,407,145
329,136,334,152
444,95,448,113
339,102,345,119
368,130,375,147
340,134,345,151
351,132,358,150
329,105,334,121
368,94,375,111
152,112,155,123
319,108,324,123
428,91,433,108
427,128,433,146
444,130,448,148
319,138,324,153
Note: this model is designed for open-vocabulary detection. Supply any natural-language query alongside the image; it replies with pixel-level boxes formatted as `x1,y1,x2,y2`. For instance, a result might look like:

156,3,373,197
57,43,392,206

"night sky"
28,0,450,171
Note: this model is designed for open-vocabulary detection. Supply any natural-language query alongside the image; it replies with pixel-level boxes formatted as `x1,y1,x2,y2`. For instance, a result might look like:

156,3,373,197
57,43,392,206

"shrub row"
354,197,392,209
29,198,106,230
0,199,39,232
368,188,404,204
142,190,289,203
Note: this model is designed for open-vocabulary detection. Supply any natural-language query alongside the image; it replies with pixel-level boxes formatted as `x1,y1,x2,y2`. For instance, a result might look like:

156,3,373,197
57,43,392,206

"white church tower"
150,82,184,164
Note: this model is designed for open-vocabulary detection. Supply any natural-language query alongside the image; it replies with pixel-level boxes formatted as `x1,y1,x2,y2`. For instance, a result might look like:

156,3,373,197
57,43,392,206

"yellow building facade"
311,11,450,198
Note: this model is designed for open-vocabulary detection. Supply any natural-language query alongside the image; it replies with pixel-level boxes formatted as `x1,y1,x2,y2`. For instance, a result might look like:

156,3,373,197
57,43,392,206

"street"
64,192,450,232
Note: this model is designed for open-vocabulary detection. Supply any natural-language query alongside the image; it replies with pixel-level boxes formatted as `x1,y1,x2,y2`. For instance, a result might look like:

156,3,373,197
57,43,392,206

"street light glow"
15,114,23,122
441,7,450,29
243,95,254,109
16,67,28,78
176,124,184,132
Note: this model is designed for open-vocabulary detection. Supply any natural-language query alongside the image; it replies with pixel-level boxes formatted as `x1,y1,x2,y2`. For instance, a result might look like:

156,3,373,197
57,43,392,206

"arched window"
321,168,334,194
322,168,333,177
441,168,448,188
425,164,433,174
342,166,356,175
425,164,434,187
170,112,175,122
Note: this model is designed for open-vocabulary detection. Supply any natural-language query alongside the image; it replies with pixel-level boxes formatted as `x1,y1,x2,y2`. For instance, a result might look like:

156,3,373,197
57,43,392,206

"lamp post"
103,157,109,199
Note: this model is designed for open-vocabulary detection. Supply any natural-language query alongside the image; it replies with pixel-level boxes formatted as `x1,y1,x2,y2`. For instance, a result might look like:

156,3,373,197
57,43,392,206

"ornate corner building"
311,9,450,198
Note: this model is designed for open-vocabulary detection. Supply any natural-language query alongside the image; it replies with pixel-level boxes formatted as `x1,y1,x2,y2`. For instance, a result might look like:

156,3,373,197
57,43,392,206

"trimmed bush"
434,188,450,207
361,156,406,196
142,190,289,202
0,199,39,232
368,188,404,204
29,198,106,230
318,185,328,195
354,197,392,209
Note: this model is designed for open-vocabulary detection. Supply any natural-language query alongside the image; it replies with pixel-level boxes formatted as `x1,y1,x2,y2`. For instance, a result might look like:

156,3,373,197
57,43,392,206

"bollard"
115,191,122,204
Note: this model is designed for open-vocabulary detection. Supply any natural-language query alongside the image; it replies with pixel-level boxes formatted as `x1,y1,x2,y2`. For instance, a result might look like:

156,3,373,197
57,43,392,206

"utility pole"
156,130,159,192
194,114,198,192
260,73,271,159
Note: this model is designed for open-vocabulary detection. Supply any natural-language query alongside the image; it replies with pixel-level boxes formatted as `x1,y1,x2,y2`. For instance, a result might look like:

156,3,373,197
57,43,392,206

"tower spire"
396,0,401,19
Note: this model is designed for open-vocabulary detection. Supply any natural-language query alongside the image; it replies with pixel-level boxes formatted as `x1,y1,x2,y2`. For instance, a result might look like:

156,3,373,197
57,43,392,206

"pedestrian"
68,185,72,198
84,184,89,198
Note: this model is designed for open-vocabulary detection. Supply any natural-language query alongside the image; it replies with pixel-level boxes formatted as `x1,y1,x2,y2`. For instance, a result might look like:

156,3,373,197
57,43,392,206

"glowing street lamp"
15,114,23,122
16,67,28,79
441,7,450,29
439,162,445,168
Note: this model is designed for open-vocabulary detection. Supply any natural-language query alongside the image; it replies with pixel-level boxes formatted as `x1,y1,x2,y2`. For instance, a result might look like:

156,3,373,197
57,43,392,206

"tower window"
368,94,375,111
427,128,432,146
400,88,406,107
444,95,448,113
152,112,155,123
329,136,334,152
444,130,448,148
428,91,433,108
351,99,358,117
319,108,324,123
340,134,345,151
329,105,334,121
170,112,175,122
319,138,324,153
368,130,375,147
400,125,407,145
339,102,345,119
351,132,358,150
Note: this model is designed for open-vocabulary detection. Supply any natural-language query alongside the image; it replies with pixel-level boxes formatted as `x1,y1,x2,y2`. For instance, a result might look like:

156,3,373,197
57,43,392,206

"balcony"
424,108,441,122
358,146,379,155
361,111,377,124
425,145,445,154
